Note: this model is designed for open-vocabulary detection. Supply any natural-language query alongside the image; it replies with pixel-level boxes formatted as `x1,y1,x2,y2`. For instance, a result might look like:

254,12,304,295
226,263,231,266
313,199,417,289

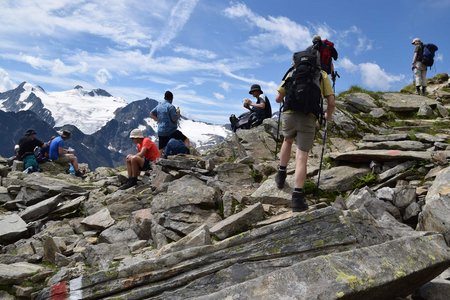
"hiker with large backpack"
274,47,336,212
411,37,438,95
312,35,338,80
229,84,272,132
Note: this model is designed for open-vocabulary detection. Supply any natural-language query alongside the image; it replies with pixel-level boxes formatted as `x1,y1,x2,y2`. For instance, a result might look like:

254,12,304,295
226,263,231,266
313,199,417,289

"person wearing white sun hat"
411,37,427,95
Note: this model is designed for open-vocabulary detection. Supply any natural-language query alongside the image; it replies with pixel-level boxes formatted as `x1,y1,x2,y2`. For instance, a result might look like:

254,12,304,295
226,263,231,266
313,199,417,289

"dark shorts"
158,130,187,150
142,158,151,171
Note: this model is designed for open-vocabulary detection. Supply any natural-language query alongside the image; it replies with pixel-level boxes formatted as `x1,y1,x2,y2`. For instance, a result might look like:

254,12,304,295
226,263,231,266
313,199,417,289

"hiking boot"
421,86,427,96
415,86,421,95
74,170,86,178
119,177,137,190
275,169,287,189
292,191,308,212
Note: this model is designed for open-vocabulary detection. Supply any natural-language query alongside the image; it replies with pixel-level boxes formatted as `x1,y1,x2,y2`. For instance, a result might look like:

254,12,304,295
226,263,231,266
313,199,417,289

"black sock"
278,165,287,172
293,188,303,193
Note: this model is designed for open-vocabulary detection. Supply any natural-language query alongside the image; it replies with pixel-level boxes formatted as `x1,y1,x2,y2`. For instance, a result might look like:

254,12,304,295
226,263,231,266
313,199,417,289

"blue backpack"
422,44,438,67
164,138,189,157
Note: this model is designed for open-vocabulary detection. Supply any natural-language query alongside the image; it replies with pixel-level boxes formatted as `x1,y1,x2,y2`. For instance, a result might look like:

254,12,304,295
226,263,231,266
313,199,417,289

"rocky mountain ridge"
1,73,450,299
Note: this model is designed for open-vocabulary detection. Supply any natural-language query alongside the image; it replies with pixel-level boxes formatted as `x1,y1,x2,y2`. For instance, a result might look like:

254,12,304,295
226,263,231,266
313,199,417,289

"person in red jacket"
119,128,160,190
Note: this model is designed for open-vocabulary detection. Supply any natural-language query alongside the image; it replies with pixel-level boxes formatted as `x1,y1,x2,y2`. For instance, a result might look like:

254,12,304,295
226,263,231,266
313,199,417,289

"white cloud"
336,57,359,73
173,45,217,59
224,3,313,52
359,63,405,90
149,0,200,57
336,57,404,90
213,92,225,100
96,69,112,84
0,68,16,92
220,82,231,91
436,53,444,62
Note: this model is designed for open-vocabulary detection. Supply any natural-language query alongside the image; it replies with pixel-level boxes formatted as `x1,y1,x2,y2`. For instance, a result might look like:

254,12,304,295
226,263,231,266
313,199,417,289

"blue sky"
0,0,449,124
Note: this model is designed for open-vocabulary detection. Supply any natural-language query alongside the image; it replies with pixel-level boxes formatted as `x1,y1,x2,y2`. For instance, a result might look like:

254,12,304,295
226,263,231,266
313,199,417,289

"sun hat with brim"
411,38,421,44
61,130,71,139
249,84,263,94
129,129,144,139
312,35,321,43
25,129,37,136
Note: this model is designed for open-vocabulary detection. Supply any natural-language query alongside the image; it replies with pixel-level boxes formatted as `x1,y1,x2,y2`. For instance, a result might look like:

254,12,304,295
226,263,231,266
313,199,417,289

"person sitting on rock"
17,129,45,173
48,130,84,177
119,128,160,190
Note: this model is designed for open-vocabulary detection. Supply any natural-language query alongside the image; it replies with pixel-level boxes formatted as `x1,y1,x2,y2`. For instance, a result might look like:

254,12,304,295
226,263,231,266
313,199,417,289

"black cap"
61,130,71,139
164,91,173,101
25,129,37,136
249,84,263,94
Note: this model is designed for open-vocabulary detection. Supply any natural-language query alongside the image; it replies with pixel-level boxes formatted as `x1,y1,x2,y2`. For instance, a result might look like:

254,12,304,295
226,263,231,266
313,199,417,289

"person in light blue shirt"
150,91,190,152
49,130,84,177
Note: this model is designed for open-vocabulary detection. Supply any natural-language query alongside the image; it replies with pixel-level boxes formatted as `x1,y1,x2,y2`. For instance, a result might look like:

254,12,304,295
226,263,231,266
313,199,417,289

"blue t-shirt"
49,136,64,160
150,101,178,136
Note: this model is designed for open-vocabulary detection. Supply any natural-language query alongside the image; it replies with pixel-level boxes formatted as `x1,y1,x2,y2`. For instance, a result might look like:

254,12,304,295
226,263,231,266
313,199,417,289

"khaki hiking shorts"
53,155,71,165
281,111,317,152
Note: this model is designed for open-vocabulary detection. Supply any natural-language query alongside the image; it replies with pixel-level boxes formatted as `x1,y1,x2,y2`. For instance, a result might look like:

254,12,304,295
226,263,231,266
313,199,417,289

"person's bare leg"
131,156,144,177
294,149,309,189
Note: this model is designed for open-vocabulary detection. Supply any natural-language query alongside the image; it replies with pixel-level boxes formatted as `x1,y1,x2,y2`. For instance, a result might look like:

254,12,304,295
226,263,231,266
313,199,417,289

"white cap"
411,37,421,44
129,129,144,139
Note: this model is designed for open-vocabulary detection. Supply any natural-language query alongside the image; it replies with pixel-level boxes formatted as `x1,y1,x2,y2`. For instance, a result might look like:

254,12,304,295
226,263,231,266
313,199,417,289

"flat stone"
81,207,115,230
0,213,29,244
0,262,45,285
210,202,265,240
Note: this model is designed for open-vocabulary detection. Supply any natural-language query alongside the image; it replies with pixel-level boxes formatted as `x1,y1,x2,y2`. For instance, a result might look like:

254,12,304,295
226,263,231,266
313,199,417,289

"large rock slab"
53,207,395,299
331,149,433,163
0,262,45,285
314,166,370,192
382,93,438,112
19,194,65,223
151,175,219,213
356,140,428,151
0,213,28,244
344,92,378,113
199,234,450,300
210,202,265,240
418,165,450,242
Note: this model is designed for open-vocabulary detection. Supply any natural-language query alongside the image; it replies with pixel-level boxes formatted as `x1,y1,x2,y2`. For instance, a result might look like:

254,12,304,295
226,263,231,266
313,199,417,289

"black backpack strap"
281,66,295,84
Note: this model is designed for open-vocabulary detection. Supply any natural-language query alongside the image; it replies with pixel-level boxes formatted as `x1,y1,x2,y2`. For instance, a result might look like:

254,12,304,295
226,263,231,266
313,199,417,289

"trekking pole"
316,118,328,194
274,102,283,159
332,71,340,91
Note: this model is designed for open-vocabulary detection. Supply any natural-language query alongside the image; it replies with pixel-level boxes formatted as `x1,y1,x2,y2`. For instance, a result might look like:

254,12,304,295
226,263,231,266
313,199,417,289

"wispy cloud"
213,92,225,100
96,69,112,85
173,45,217,59
0,68,16,92
337,26,373,54
224,2,313,52
149,0,200,57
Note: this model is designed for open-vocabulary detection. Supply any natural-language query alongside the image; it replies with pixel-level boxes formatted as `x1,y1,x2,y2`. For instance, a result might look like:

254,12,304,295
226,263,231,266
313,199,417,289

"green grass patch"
353,173,378,189
338,85,384,101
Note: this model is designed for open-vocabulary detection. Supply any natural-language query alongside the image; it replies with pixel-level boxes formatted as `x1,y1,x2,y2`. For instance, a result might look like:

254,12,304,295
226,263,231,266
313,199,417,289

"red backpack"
319,40,338,74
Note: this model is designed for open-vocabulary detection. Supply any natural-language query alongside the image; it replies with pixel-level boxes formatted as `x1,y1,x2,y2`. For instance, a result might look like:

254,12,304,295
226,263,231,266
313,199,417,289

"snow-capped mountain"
0,82,127,134
145,117,229,152
0,83,231,168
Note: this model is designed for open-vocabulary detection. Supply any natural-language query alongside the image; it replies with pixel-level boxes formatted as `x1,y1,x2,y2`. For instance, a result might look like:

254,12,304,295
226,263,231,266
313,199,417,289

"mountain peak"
74,85,83,89
88,88,112,97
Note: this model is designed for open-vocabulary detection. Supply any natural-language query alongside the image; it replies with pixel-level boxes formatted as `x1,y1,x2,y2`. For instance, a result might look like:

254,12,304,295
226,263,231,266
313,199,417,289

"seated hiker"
230,84,272,132
17,129,45,173
163,138,190,158
48,130,84,177
119,128,160,190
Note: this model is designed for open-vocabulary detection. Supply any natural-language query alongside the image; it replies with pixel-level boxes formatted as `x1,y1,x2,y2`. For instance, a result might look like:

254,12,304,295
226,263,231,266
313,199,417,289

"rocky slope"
1,73,450,299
